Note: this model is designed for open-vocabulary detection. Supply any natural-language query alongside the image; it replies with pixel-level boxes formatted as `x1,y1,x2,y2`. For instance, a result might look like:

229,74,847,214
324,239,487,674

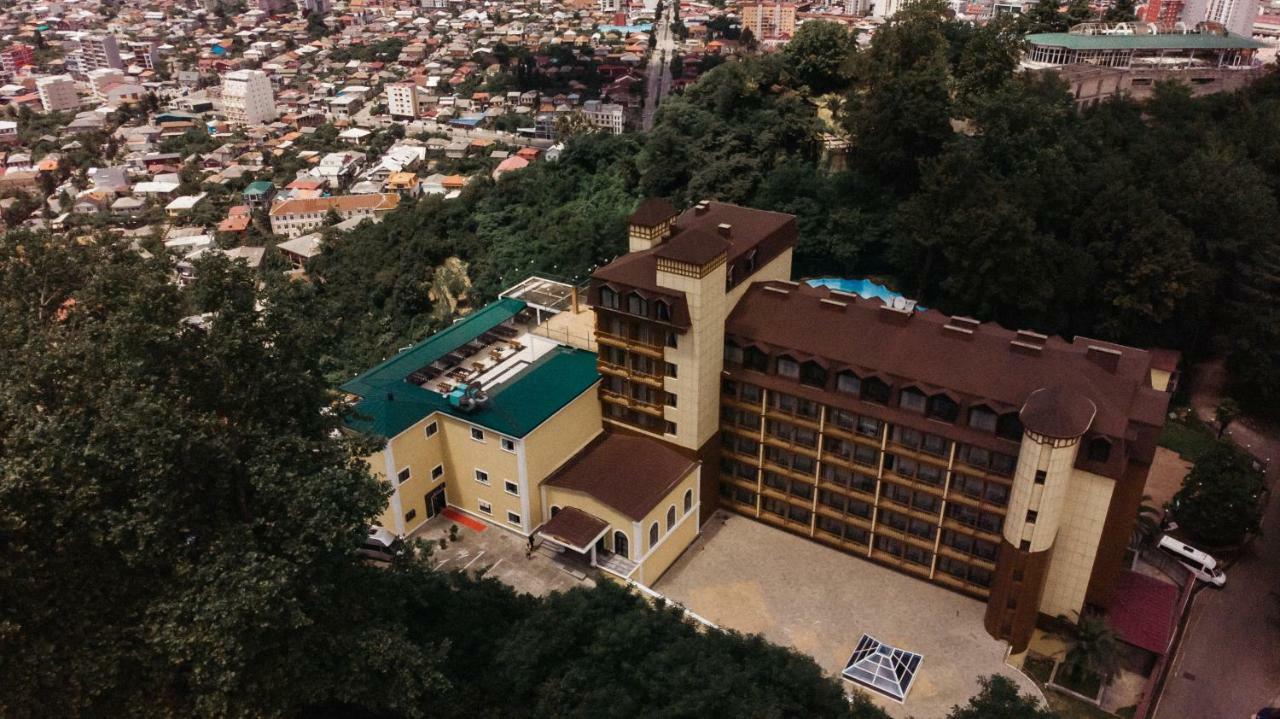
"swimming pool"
805,277,926,310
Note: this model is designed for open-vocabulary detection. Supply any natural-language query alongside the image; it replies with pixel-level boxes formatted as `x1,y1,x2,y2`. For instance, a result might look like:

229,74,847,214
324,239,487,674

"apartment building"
385,83,419,119
341,294,703,586
0,44,34,73
582,100,625,134
221,69,278,126
87,68,126,101
77,34,124,72
36,75,80,112
741,1,797,39
268,193,400,237
586,200,1172,654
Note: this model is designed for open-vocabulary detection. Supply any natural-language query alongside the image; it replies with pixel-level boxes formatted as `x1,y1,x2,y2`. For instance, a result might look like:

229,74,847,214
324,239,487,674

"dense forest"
308,3,1280,419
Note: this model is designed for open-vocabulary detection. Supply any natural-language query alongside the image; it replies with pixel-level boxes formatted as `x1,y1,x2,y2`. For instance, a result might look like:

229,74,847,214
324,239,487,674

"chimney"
1086,345,1122,373
694,200,709,215
570,285,579,314
717,223,732,238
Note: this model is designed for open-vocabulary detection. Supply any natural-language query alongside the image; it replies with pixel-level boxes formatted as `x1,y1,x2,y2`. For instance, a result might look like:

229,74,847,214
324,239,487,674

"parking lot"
653,511,1043,719
412,513,596,597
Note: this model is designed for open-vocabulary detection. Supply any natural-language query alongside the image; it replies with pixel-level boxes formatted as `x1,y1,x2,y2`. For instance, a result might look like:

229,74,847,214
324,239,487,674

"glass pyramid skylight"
841,634,923,703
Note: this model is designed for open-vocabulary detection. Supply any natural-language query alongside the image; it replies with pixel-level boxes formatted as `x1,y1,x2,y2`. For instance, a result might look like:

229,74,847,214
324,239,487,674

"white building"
385,83,418,118
37,75,80,112
599,0,621,12
1194,0,1259,37
582,100,625,134
221,69,277,126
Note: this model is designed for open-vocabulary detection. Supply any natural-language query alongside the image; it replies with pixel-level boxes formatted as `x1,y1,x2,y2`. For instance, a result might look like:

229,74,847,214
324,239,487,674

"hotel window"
504,480,519,496
600,286,619,308
1020,540,1032,551
912,490,940,513
899,388,927,413
425,420,438,437
857,415,882,438
916,463,943,487
836,371,861,395
684,489,693,514
479,500,492,514
1087,437,1112,463
861,376,891,404
921,433,950,458
627,293,647,316
500,437,516,452
665,362,678,378
474,469,489,484
776,356,800,379
1026,510,1038,524
963,445,990,469
397,467,411,484
968,407,998,433
800,361,826,388
431,464,444,480
787,504,811,524
895,426,922,449
740,383,763,403
666,331,678,348
649,521,660,548
666,506,676,530
1034,470,1047,485
990,453,1017,477
405,509,417,522
985,482,1010,506
875,535,904,557
507,511,521,526
905,545,932,567
724,341,744,364
996,413,1024,441
853,444,879,467
926,394,959,423
743,346,769,373
763,496,788,517
664,420,677,435
471,427,485,442
655,300,671,322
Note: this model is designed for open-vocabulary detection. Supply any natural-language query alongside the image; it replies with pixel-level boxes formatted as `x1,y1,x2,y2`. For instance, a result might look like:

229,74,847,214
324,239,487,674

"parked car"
359,526,403,563
1157,535,1226,587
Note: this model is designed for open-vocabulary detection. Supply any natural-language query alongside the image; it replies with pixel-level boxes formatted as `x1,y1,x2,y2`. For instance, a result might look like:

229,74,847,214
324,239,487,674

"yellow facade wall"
435,415,525,532
1040,469,1115,619
522,387,603,528
633,467,701,585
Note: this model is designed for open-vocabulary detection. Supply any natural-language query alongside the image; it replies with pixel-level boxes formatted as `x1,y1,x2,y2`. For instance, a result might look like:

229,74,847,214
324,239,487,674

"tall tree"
947,675,1056,719
782,20,857,95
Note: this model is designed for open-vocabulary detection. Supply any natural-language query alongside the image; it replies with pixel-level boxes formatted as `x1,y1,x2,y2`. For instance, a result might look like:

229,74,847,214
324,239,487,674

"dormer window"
627,293,647,316
776,355,800,379
861,376,891,404
655,300,671,322
599,286,619,309
996,413,1023,442
724,340,744,364
926,394,959,423
1087,437,1112,463
800,361,827,388
836,371,861,395
899,388,927,414
968,406,998,433
744,346,769,373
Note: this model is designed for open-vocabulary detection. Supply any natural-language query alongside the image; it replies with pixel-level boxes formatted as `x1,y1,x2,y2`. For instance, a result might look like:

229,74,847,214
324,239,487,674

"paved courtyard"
653,511,1043,719
412,513,596,596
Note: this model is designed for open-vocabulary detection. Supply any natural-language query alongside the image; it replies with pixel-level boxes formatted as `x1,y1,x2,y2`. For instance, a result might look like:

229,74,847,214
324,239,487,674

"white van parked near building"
1158,535,1226,587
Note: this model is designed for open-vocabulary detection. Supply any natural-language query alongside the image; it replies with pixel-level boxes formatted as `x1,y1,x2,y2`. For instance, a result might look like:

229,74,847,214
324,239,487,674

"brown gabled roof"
654,226,729,265
725,281,1169,457
630,197,677,227
537,506,608,551
546,432,697,521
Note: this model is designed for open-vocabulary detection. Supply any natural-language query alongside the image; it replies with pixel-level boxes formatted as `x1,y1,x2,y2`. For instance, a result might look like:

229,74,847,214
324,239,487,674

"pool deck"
653,511,1043,718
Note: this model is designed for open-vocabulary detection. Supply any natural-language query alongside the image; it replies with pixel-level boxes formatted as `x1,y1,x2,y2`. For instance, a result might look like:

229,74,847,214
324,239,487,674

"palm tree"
1215,398,1240,439
1131,494,1162,549
1061,613,1121,685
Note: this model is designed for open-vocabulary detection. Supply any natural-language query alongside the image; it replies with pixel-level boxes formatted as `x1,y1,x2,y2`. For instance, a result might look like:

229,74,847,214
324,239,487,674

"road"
641,1,676,131
1155,360,1280,719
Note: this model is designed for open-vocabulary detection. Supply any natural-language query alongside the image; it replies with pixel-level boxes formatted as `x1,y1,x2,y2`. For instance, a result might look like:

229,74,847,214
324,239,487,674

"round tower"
984,385,1096,653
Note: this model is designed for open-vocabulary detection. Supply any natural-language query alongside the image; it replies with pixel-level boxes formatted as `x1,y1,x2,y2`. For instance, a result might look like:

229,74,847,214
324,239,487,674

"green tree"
947,675,1056,718
1023,0,1069,33
1065,0,1094,25
782,20,857,95
1104,0,1136,21
1171,443,1265,546
1215,398,1241,438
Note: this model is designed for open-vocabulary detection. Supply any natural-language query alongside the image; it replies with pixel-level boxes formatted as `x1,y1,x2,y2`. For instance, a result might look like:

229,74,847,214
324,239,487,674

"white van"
1157,535,1226,587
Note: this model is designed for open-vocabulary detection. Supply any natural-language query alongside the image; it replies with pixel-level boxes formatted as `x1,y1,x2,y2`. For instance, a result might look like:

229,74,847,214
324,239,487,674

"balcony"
594,329,665,359
598,359,665,388
600,388,665,417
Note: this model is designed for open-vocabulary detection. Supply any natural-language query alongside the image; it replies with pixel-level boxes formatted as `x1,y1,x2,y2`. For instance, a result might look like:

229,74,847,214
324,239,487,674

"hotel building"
587,200,1172,653
220,69,278,126
268,193,400,237
344,199,1173,654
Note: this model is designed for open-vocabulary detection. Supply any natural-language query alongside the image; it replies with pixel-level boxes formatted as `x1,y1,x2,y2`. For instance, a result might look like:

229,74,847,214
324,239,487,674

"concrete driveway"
1155,360,1280,719
653,511,1042,719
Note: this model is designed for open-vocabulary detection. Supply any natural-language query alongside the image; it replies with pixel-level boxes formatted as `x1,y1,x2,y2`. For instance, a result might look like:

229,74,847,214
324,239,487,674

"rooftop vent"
694,200,710,215
764,285,791,296
943,316,980,339
1086,344,1122,373
877,295,916,323
716,223,732,238
448,381,490,412
819,298,848,311
1011,329,1047,356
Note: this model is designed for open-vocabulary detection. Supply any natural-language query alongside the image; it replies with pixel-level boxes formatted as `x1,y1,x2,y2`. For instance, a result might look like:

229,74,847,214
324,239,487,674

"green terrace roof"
1026,31,1266,50
339,299,600,439
243,180,275,195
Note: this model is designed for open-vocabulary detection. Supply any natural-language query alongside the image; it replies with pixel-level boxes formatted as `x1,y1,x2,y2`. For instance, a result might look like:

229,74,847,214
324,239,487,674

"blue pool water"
806,277,925,310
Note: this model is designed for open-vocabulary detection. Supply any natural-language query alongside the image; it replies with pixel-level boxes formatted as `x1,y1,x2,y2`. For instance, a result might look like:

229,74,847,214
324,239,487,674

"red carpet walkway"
442,507,487,532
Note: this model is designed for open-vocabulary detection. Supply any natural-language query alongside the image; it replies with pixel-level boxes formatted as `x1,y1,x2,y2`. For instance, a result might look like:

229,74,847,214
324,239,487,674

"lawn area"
1158,416,1219,463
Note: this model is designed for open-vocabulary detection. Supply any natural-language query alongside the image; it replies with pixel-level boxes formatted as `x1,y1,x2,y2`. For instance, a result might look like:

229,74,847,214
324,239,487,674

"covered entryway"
425,486,447,518
535,506,610,568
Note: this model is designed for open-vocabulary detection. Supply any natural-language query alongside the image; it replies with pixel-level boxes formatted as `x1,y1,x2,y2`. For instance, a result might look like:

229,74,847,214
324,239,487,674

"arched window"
613,530,629,559
649,522,660,549
1087,437,1112,463
683,488,693,514
599,286,619,309
655,300,671,322
627,293,647,316
800,361,827,388
550,505,560,517
666,505,677,531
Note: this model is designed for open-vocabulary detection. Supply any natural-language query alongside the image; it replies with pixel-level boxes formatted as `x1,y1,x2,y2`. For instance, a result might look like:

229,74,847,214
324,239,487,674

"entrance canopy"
841,634,922,703
536,506,609,554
